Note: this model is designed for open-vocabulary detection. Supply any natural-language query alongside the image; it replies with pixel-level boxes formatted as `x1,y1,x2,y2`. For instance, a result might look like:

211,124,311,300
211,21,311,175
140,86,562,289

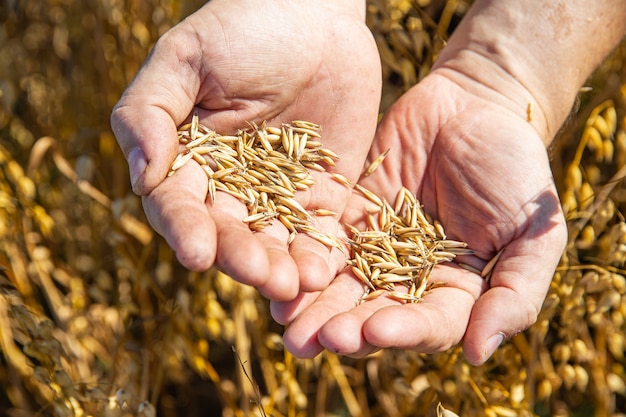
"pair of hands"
111,0,567,366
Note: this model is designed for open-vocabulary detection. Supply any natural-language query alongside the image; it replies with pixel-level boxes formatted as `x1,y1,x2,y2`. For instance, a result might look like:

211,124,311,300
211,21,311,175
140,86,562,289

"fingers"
282,265,483,359
270,291,316,326
142,162,216,271
359,285,474,353
281,273,363,358
210,209,299,301
320,265,480,357
462,270,555,366
289,213,348,292
270,237,348,325
143,161,301,301
111,100,180,195
111,26,203,195
462,212,567,365
272,210,367,325
289,237,332,293
462,286,528,366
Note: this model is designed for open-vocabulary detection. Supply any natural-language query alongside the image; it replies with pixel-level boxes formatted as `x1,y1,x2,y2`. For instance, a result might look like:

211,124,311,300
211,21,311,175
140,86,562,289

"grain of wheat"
364,148,390,176
348,186,471,304
171,115,343,249
172,117,469,304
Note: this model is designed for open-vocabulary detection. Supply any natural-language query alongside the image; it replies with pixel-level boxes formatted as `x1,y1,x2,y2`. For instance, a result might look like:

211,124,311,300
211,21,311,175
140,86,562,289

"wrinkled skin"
111,0,382,301
274,71,567,365
112,0,568,366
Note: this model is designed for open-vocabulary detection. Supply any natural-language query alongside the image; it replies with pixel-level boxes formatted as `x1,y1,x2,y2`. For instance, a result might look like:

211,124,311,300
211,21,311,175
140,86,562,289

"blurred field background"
1,0,626,416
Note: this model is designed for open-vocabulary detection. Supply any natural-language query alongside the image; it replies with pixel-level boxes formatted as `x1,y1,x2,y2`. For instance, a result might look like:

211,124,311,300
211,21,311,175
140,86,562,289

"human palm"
276,72,567,364
111,0,382,300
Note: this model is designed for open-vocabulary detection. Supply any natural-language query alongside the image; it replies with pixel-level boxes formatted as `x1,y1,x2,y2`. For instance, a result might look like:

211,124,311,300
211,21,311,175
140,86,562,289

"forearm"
433,0,626,145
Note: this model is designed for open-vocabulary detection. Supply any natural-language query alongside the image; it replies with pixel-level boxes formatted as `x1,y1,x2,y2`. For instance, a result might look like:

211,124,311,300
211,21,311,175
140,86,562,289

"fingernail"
484,332,505,361
127,147,147,191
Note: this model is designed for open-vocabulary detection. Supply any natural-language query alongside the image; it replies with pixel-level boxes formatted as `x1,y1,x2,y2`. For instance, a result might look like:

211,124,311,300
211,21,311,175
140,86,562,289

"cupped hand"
274,69,567,364
110,0,381,300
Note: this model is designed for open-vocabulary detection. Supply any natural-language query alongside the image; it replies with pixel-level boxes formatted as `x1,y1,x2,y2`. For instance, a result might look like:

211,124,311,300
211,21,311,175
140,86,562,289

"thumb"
462,223,566,365
110,31,201,195
111,103,181,195
462,283,539,366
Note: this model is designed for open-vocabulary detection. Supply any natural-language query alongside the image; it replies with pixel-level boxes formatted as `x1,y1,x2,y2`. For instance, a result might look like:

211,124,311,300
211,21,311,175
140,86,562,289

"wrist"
432,0,626,146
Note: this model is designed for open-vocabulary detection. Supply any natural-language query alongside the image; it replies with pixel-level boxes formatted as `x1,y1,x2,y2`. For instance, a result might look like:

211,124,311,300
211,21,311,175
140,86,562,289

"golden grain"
355,183,384,207
346,185,469,304
291,126,322,138
169,117,351,242
242,212,277,224
168,151,194,175
313,209,336,216
365,148,390,176
331,172,353,188
481,248,504,280
301,160,326,172
185,132,213,148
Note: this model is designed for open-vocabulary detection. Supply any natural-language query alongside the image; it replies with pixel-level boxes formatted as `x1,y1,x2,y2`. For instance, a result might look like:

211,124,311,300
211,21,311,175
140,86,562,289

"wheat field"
0,1,625,416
